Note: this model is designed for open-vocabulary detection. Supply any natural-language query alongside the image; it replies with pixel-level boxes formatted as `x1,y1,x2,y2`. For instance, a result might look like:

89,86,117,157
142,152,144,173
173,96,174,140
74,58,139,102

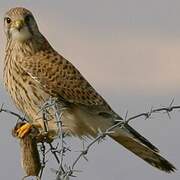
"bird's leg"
16,122,32,138
13,98,68,142
15,121,54,143
13,121,44,141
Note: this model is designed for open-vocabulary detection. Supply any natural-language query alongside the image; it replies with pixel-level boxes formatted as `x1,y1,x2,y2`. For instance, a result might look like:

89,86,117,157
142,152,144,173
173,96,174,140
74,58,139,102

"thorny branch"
39,142,47,178
0,103,27,122
0,99,180,179
125,99,180,123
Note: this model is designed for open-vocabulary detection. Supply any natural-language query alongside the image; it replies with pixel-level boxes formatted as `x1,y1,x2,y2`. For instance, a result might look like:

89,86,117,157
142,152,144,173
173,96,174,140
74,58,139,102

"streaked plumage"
3,7,176,173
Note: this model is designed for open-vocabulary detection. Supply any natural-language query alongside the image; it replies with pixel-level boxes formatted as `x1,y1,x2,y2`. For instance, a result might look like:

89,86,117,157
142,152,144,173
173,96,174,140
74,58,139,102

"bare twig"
39,142,47,178
48,142,60,164
53,102,65,175
39,98,69,179
71,124,123,172
1,99,180,179
0,104,27,121
126,102,180,123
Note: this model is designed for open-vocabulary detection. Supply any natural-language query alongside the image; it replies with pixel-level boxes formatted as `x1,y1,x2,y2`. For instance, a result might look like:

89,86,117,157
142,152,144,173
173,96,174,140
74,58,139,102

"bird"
12,122,41,179
3,7,176,173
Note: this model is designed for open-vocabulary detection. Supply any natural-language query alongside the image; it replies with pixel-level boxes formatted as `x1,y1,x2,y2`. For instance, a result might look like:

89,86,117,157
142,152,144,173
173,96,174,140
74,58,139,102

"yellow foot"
16,123,32,138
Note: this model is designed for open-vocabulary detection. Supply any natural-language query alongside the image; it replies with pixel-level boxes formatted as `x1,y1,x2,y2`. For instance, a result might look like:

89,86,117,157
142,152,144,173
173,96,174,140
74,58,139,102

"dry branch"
0,99,179,180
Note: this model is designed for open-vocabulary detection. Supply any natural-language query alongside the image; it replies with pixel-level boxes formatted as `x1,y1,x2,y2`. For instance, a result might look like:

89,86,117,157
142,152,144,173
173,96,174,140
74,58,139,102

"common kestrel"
3,7,176,173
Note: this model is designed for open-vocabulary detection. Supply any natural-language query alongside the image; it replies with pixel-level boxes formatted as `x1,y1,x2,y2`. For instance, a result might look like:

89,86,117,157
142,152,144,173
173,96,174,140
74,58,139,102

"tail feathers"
124,124,159,152
110,133,176,173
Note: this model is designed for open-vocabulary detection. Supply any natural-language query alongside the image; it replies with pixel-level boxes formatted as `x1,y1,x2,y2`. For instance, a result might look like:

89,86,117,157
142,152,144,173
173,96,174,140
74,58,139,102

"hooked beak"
12,19,25,31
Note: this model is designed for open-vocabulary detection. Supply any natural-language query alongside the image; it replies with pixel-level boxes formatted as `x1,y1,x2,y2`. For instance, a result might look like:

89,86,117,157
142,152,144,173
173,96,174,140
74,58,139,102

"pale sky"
0,1,179,180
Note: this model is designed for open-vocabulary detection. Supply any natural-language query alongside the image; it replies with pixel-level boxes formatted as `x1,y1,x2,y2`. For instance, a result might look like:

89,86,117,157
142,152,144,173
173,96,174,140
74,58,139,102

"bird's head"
4,7,40,42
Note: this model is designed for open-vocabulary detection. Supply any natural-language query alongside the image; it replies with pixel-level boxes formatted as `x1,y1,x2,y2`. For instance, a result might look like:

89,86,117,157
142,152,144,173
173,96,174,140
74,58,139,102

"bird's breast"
4,54,49,120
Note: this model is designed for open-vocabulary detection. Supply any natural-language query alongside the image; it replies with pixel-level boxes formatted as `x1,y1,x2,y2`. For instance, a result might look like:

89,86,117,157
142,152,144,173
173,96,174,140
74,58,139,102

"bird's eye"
5,17,11,24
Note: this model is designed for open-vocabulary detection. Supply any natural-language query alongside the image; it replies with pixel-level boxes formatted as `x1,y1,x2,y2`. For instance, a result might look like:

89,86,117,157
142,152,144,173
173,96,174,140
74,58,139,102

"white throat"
10,26,32,42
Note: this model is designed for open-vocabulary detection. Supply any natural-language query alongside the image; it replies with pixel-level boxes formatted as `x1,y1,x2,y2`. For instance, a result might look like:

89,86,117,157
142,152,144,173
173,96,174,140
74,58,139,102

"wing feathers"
21,50,107,106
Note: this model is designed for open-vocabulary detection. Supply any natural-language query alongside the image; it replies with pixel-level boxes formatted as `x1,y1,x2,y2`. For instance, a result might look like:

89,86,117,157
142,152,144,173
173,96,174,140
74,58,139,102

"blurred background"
0,0,179,179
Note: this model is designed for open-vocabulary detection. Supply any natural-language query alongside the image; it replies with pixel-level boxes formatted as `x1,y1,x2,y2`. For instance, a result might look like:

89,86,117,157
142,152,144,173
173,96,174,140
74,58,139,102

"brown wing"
21,49,113,110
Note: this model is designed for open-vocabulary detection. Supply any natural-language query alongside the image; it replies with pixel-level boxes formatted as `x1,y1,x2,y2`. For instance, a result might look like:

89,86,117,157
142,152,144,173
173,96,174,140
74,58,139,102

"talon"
16,123,32,138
